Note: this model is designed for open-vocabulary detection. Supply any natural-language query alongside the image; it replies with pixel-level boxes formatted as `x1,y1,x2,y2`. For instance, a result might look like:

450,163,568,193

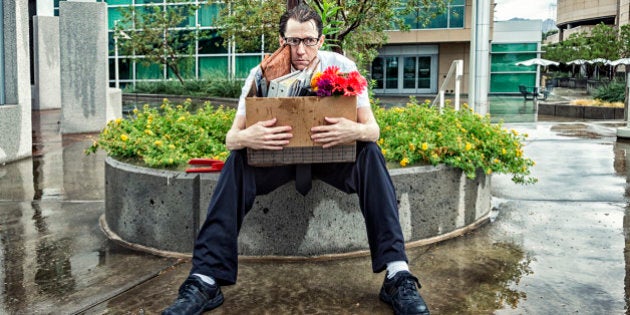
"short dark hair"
278,3,323,38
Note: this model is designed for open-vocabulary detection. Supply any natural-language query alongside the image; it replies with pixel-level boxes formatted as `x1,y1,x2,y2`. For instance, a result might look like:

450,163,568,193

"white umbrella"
515,58,559,67
567,59,588,65
608,58,630,66
586,58,611,64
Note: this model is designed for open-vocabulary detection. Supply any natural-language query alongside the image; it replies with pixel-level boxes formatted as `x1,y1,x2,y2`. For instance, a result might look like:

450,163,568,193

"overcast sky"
493,0,557,21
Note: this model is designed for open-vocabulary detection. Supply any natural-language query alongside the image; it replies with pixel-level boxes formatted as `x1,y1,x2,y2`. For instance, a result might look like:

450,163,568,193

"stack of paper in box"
246,46,357,166
266,69,312,97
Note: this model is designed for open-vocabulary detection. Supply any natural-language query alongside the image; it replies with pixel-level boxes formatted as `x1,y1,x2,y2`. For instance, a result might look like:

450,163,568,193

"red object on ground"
185,158,225,173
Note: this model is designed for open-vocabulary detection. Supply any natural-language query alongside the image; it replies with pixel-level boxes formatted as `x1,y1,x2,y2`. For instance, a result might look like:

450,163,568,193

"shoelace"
398,276,421,298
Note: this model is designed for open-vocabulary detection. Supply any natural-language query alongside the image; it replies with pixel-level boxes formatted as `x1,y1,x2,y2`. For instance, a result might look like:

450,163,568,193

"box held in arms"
245,96,357,166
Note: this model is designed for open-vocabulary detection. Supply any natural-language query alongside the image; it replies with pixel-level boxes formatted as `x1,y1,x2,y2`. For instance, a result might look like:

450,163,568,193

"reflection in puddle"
416,236,532,313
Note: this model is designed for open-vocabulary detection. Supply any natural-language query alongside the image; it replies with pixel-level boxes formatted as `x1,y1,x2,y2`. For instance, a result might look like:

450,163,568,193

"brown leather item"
260,44,292,84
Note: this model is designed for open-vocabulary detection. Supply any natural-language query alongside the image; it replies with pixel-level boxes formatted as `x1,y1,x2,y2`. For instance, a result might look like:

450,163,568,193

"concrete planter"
539,103,624,120
102,157,492,258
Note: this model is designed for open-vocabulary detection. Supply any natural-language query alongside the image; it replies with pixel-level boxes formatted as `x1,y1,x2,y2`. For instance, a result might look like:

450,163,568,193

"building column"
0,0,33,164
469,0,491,115
59,0,110,134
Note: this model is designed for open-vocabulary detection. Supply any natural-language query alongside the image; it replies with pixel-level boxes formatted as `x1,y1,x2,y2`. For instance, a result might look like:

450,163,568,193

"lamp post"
113,20,131,89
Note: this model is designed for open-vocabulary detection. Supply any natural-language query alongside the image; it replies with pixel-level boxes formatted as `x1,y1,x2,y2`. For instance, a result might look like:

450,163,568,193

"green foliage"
543,23,619,63
216,0,450,68
115,0,214,84
86,99,234,168
126,77,243,98
89,97,536,185
620,25,630,58
374,98,537,184
592,79,626,103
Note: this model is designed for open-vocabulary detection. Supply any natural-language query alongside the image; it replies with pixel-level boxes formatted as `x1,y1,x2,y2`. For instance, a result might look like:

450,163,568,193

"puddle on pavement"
550,123,608,139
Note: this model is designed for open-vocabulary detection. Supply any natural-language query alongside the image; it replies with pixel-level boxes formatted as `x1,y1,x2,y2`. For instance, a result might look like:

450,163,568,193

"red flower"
311,66,367,97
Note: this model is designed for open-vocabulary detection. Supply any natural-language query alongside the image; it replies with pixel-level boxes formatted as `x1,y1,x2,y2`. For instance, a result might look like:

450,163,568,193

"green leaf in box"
245,96,357,166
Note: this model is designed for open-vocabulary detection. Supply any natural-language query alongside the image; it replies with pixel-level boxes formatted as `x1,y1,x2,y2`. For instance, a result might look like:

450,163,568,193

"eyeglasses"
283,37,319,47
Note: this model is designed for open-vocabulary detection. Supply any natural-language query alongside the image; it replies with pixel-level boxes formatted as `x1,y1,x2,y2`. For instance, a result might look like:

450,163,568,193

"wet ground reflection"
2,111,630,313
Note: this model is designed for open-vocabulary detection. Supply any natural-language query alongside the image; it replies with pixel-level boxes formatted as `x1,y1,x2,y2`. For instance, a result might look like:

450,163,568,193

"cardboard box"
245,96,357,166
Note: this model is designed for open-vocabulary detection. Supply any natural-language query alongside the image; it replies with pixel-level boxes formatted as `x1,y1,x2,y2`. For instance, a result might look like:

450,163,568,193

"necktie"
295,163,312,196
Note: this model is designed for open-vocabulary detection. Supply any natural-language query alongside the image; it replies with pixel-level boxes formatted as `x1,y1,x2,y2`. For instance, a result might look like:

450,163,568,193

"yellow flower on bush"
409,143,416,151
421,142,428,151
502,148,507,155
115,118,122,125
120,134,129,142
378,138,384,145
154,140,163,147
465,142,472,151
381,148,387,155
144,129,154,136
400,157,409,167
177,116,186,123
516,149,523,157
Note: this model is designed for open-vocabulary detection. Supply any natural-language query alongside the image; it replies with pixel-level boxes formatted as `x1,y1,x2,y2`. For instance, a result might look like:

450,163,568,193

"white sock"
193,273,216,285
386,261,409,279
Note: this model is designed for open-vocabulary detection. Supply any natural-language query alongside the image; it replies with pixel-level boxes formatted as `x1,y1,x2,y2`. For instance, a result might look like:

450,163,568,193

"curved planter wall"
103,157,491,258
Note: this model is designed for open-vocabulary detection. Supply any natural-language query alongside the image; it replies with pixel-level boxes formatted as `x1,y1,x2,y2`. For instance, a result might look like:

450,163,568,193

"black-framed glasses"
284,37,319,47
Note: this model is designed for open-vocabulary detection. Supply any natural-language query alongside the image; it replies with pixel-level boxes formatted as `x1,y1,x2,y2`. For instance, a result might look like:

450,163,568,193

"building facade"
556,0,626,40
490,20,542,94
51,0,488,97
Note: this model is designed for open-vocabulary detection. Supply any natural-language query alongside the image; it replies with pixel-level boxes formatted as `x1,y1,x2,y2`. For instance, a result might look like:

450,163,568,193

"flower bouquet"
310,66,368,97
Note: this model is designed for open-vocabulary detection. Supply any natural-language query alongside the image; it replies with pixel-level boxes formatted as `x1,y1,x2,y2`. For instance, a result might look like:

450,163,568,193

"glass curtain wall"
490,43,538,93
394,0,465,30
55,0,263,87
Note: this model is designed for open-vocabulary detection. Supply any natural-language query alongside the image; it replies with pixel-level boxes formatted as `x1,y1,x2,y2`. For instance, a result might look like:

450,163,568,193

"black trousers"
190,142,408,285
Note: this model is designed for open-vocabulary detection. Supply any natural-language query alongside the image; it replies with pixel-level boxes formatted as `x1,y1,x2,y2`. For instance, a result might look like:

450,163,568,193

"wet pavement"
2,95,630,314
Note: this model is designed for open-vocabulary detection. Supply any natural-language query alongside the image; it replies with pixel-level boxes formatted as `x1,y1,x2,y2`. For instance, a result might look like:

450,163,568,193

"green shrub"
592,79,626,103
374,98,536,184
88,97,536,184
125,77,243,98
86,98,234,168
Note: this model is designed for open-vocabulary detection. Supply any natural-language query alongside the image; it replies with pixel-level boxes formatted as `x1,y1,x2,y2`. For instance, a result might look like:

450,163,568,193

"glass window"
235,56,261,79
449,6,464,28
491,53,537,72
371,57,384,89
136,0,163,4
492,43,538,53
403,57,416,89
199,57,228,78
198,3,222,27
136,61,163,79
167,58,195,80
106,0,133,5
109,58,132,80
108,8,124,29
385,57,398,89
490,73,536,93
395,1,465,30
418,57,431,89
198,31,226,54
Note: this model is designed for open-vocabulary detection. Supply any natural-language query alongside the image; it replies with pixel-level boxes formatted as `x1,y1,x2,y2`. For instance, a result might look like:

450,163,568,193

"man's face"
279,18,324,70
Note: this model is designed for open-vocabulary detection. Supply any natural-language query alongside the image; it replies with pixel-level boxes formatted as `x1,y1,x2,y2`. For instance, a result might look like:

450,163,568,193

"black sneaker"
379,271,430,315
162,275,224,315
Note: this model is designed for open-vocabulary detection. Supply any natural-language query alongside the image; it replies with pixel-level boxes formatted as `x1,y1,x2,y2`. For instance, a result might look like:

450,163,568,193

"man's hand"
226,117,292,151
243,118,293,150
311,117,361,149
